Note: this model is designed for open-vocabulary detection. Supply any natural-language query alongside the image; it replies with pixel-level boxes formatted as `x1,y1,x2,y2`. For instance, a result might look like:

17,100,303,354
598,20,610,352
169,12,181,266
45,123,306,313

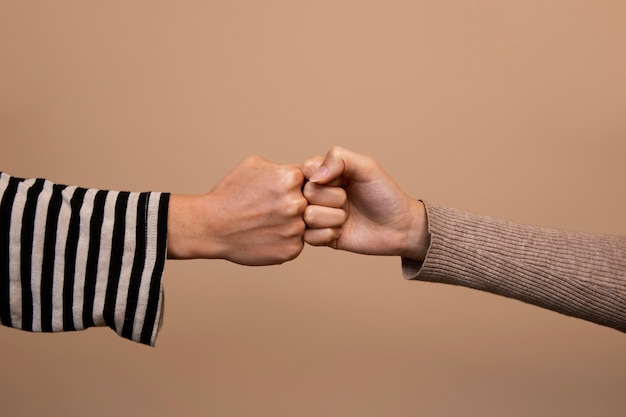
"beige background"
1,1,625,416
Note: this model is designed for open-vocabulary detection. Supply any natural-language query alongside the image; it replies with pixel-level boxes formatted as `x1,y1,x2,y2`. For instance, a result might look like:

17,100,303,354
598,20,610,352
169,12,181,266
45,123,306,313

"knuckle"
280,219,305,239
364,157,378,171
284,241,304,261
328,146,345,156
297,194,308,210
284,196,307,217
303,156,323,168
282,167,304,187
245,154,264,165
291,219,306,237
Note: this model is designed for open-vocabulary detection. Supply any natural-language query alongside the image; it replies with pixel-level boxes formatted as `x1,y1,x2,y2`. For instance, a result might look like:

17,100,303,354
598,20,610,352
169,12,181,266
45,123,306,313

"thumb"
309,147,350,184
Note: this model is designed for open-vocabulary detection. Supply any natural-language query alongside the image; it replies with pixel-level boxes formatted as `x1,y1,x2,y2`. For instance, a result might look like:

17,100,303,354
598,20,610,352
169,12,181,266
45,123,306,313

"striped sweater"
0,172,168,346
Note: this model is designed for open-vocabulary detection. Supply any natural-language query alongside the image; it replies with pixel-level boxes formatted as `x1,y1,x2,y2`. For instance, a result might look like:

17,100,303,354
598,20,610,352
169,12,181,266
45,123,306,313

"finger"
304,227,341,247
304,205,347,229
302,157,343,187
301,156,324,180
307,148,344,184
303,182,347,208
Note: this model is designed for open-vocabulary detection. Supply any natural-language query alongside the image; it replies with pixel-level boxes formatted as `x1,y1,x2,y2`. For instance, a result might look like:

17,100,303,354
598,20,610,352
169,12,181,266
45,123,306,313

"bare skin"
301,146,430,262
166,155,307,265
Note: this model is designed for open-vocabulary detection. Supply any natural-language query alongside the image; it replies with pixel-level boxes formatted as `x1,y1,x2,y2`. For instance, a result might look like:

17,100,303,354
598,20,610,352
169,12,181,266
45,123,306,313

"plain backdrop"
1,2,625,416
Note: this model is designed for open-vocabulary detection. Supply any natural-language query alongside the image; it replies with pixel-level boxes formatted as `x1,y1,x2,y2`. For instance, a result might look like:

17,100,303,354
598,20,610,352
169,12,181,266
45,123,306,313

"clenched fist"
301,147,430,261
167,155,307,265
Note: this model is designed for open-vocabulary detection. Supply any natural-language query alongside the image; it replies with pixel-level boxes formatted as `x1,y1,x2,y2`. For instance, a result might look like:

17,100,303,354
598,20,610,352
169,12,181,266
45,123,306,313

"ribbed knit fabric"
402,201,626,332
0,172,169,345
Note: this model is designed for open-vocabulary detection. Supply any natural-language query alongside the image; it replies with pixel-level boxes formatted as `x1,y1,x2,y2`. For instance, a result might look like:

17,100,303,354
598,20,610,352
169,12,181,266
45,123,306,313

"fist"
300,147,429,260
208,155,307,265
168,155,308,265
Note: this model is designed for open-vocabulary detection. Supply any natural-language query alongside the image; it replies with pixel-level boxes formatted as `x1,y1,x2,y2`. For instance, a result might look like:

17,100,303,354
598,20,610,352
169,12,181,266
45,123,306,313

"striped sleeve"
0,172,169,346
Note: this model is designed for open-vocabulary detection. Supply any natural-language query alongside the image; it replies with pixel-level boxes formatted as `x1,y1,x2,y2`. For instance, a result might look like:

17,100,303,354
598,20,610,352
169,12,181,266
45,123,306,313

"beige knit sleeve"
402,201,626,332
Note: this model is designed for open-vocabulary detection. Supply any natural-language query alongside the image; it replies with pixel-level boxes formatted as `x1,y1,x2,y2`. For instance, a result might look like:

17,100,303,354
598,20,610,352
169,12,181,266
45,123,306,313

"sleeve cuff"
108,191,169,346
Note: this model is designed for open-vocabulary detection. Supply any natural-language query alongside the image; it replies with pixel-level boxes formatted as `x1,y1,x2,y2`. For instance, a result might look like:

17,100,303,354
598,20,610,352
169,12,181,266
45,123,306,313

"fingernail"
309,166,328,183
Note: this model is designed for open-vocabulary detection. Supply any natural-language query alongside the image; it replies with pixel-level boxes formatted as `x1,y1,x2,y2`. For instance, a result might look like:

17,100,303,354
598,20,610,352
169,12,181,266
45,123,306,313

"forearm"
403,201,626,332
166,193,219,260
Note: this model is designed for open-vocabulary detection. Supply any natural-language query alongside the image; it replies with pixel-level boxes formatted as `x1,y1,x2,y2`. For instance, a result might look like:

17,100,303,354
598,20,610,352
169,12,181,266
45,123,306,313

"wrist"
401,199,430,262
166,194,222,259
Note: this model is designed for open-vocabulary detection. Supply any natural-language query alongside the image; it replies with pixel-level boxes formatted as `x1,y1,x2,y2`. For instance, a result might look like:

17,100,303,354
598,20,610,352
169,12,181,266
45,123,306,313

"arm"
301,146,626,332
404,202,626,332
0,156,307,345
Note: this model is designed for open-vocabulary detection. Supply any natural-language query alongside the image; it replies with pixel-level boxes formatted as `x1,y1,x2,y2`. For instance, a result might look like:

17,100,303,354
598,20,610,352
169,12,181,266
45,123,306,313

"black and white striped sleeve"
0,172,169,346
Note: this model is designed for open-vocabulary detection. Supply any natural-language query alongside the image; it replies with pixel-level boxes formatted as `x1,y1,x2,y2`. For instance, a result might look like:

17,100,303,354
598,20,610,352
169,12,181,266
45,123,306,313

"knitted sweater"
403,201,626,332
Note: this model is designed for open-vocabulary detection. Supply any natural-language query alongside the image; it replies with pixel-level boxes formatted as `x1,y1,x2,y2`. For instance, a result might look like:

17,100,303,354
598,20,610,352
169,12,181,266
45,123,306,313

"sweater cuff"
401,201,514,286
401,200,434,280
108,191,169,346
86,190,169,346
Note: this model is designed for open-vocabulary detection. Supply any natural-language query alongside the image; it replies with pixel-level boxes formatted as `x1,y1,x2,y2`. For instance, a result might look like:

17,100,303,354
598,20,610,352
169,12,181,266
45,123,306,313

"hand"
167,155,307,265
302,147,430,261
